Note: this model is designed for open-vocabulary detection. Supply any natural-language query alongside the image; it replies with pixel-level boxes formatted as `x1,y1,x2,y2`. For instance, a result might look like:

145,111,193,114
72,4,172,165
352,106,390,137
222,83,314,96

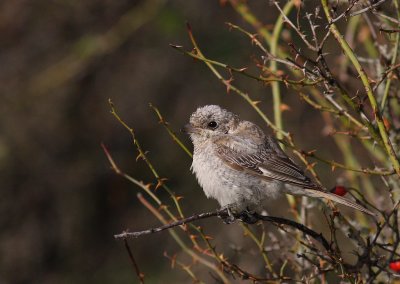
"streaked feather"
215,137,375,216
215,139,318,190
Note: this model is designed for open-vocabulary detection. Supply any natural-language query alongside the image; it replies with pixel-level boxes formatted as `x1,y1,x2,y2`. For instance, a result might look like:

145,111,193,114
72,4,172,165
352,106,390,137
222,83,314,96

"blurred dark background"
0,0,351,283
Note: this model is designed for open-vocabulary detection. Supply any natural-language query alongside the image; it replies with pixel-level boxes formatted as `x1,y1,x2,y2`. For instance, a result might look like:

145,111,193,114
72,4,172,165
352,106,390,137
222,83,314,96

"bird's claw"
238,209,259,224
219,206,237,224
219,206,259,224
221,214,236,224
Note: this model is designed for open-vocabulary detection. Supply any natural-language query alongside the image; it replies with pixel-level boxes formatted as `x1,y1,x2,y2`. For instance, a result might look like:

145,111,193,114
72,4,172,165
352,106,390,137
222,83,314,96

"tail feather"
304,189,376,216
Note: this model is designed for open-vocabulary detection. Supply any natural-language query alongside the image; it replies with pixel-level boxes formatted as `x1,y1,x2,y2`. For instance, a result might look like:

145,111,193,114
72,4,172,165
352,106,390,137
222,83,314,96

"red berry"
389,260,400,272
330,186,347,196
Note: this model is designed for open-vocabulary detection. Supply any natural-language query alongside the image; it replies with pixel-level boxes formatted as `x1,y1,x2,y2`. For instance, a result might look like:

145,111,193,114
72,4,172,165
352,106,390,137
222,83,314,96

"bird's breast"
191,144,265,208
192,147,223,195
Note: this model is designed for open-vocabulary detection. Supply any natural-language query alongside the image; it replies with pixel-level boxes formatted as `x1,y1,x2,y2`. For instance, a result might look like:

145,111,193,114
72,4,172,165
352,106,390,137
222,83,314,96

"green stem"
269,0,296,211
171,45,320,86
229,0,390,165
270,1,293,141
149,103,193,158
381,0,400,110
109,100,185,217
186,24,288,137
241,224,275,275
321,0,400,177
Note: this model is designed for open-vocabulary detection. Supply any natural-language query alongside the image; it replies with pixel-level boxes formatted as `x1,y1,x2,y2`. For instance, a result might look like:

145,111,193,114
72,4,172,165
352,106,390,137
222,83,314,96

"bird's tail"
304,189,376,216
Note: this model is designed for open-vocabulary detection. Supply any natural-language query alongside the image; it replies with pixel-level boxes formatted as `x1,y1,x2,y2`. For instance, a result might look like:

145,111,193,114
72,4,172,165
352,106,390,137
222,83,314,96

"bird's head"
183,105,239,144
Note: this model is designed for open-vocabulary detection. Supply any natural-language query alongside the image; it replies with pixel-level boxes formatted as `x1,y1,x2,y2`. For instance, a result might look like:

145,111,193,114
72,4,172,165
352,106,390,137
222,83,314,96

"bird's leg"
238,207,259,224
218,205,260,224
218,205,236,224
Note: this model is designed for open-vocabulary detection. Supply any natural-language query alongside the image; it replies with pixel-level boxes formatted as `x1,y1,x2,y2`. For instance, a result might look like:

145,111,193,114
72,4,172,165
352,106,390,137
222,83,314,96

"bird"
183,105,374,223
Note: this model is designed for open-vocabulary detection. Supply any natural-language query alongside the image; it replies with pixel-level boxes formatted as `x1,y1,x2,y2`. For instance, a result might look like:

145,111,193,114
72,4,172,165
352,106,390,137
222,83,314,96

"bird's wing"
215,136,376,216
215,137,319,190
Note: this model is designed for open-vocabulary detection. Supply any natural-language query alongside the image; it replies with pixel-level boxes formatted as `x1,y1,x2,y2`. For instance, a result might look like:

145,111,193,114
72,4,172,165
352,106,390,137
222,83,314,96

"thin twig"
330,0,388,24
149,103,193,158
183,23,288,136
114,210,221,239
321,0,400,177
273,1,317,51
124,239,145,284
330,0,360,24
349,0,389,18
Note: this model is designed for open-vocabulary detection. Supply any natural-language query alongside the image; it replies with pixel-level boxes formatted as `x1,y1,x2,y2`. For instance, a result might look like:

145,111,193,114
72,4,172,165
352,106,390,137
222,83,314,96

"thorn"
144,183,153,191
383,117,391,130
190,47,198,56
136,153,145,161
155,178,168,190
250,33,259,45
170,253,177,268
283,79,289,88
225,22,233,30
158,204,168,211
224,77,234,93
306,162,316,171
307,149,316,155
201,248,213,256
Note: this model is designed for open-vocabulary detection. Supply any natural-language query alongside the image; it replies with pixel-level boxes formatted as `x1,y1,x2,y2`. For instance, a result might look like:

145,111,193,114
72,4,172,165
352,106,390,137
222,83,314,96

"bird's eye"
207,121,218,129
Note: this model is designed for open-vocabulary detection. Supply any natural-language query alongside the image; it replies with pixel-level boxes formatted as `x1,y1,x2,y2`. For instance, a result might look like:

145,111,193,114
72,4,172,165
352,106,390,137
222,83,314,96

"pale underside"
191,135,318,211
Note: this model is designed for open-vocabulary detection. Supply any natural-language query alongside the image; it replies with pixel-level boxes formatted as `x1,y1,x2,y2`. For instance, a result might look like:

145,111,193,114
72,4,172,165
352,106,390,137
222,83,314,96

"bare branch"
115,208,333,252
123,239,145,284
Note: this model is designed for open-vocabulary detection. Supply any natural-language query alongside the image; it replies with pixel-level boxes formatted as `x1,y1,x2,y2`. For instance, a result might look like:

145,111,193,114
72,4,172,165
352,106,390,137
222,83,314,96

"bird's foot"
218,206,237,224
219,206,260,224
238,208,259,224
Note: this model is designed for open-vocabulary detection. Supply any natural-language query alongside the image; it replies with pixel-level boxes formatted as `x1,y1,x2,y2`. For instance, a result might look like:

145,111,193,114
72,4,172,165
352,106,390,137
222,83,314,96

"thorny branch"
111,0,400,282
329,0,389,24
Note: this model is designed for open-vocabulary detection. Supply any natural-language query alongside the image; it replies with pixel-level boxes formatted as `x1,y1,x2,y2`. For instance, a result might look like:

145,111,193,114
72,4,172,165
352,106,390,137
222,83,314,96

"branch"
349,0,388,18
115,210,221,239
330,0,388,24
321,0,400,177
114,208,332,252
123,239,145,284
273,1,317,52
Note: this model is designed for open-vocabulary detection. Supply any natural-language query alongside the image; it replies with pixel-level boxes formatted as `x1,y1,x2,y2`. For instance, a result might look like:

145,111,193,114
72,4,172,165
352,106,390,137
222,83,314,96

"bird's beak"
181,123,197,134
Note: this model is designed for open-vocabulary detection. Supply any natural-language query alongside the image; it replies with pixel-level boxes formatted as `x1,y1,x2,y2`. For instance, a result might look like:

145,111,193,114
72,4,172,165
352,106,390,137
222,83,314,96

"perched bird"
183,105,374,222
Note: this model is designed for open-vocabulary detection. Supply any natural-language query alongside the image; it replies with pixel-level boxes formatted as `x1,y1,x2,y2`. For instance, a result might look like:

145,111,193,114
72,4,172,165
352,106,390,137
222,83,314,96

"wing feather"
215,138,319,190
214,135,375,216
